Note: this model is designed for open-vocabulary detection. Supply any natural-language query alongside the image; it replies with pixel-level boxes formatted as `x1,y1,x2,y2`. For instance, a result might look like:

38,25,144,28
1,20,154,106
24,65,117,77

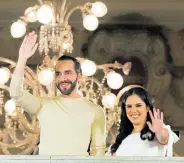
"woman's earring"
147,107,150,112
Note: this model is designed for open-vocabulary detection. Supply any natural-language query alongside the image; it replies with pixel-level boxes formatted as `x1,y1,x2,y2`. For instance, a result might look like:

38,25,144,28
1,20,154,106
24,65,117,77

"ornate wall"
83,26,184,156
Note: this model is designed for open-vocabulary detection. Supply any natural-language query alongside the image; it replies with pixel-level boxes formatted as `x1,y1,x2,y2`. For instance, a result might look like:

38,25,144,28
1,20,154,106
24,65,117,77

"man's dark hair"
57,55,82,74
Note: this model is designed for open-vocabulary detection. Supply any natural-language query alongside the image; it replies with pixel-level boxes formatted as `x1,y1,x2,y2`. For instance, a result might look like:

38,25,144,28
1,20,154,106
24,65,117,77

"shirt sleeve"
9,74,42,115
90,105,106,156
163,125,180,156
105,145,112,156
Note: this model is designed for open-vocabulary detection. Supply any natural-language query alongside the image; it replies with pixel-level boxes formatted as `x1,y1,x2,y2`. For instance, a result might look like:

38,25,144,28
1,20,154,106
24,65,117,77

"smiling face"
125,94,148,126
55,60,81,96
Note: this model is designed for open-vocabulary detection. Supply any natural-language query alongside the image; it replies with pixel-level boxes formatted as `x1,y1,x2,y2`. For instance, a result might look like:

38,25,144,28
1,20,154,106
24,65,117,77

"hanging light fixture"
83,14,99,31
36,4,53,24
81,59,97,76
10,0,107,56
0,67,11,85
37,69,54,86
102,93,116,108
106,71,124,89
91,1,108,17
10,20,27,38
24,6,38,23
4,99,16,115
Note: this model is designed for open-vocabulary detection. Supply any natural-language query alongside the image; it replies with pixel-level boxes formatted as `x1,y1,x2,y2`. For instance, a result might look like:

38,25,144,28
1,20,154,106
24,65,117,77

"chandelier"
10,0,107,56
0,0,132,155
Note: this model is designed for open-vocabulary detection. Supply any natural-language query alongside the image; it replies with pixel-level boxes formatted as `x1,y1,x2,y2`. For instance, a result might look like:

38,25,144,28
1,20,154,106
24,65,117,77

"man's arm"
10,74,41,115
9,32,40,115
90,106,106,156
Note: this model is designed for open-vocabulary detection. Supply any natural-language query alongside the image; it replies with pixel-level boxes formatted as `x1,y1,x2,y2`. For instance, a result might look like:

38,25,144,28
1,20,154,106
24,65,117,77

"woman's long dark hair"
110,87,155,153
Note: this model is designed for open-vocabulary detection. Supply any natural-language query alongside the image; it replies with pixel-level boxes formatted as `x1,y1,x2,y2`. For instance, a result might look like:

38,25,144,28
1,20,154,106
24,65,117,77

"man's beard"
56,78,78,95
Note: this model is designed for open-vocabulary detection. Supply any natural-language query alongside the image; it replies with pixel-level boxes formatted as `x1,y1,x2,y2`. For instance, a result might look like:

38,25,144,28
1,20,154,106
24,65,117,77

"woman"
107,85,179,156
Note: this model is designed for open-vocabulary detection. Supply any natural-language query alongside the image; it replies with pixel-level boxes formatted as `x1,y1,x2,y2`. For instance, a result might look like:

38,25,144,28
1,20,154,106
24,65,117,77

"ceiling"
0,0,184,64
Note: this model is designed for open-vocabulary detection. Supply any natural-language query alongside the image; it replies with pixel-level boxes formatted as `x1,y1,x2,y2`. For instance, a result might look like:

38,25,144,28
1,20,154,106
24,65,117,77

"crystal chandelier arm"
97,62,132,75
0,57,37,79
64,5,84,24
17,109,40,134
0,57,47,96
0,136,36,148
23,5,40,23
19,16,28,24
60,2,71,23
37,0,44,5
97,63,122,70
17,143,37,155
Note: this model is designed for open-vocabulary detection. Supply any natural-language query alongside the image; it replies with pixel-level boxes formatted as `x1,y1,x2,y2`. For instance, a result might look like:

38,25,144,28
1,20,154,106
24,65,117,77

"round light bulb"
63,43,70,50
102,93,116,108
83,14,99,31
37,5,53,24
106,71,123,89
0,67,10,85
10,21,26,38
5,99,16,114
25,7,37,22
81,59,97,76
77,90,83,97
91,2,107,17
37,69,54,86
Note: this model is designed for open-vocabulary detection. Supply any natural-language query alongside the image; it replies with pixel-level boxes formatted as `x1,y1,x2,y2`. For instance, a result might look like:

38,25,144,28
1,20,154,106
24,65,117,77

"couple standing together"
10,32,179,156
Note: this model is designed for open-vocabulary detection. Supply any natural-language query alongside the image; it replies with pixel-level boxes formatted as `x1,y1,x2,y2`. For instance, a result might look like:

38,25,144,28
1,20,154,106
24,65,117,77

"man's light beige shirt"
10,74,106,156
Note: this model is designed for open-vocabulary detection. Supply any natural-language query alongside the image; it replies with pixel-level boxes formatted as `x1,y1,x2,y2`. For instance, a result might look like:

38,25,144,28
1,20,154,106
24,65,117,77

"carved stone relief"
167,29,184,66
87,29,171,104
85,27,184,130
170,67,184,109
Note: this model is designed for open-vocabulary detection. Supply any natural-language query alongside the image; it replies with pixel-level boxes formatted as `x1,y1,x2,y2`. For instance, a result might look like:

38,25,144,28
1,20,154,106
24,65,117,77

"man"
10,31,106,156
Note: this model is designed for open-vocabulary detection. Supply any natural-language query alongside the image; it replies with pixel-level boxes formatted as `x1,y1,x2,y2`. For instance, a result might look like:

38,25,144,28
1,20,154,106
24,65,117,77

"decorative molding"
87,29,171,103
154,63,168,76
170,79,184,108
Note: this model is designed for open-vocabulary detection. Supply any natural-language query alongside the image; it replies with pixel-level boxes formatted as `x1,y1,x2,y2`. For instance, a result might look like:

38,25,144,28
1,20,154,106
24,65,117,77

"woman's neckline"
130,132,140,135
